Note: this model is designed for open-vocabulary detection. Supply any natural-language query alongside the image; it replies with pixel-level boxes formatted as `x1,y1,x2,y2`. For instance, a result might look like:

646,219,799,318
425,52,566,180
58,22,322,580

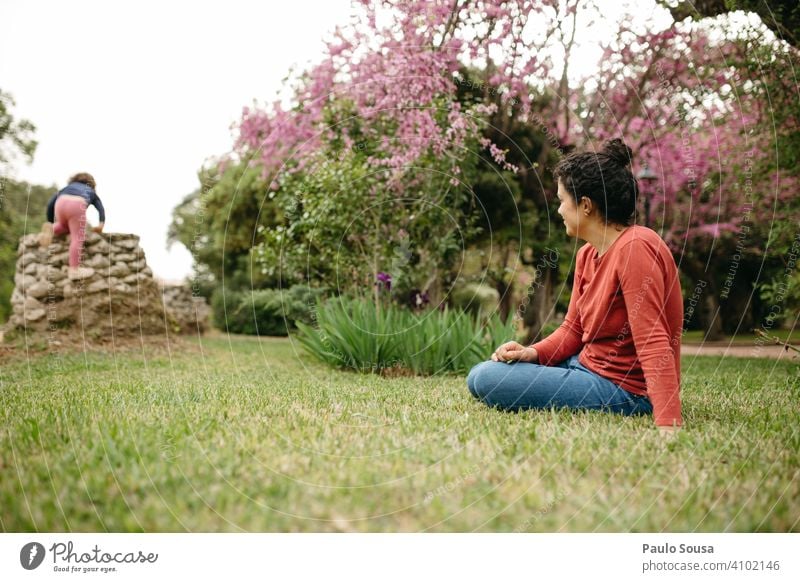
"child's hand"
92,222,104,233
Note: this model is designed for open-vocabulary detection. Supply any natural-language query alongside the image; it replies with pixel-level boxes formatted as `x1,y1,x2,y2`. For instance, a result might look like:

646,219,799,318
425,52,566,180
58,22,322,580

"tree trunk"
494,243,514,322
684,256,725,340
487,243,514,321
522,258,559,344
701,283,725,340
720,287,754,335
496,278,512,323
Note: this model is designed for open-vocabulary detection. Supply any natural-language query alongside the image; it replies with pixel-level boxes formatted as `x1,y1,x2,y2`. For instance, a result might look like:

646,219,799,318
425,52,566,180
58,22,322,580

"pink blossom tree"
224,0,798,336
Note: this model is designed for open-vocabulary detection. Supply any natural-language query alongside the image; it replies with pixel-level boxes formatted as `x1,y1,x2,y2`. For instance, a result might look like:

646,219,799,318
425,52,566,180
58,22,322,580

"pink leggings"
53,196,89,268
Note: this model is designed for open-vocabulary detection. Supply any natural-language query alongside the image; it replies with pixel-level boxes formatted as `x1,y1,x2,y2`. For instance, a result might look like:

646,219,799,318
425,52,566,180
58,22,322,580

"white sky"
0,0,352,281
0,0,671,281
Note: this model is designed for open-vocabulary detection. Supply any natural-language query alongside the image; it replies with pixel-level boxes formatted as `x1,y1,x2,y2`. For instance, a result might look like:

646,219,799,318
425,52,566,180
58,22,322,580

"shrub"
295,296,516,375
450,282,500,317
211,285,326,336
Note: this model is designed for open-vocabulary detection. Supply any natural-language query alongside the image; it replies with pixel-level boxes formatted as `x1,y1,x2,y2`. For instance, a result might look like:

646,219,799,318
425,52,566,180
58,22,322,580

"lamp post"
636,162,657,228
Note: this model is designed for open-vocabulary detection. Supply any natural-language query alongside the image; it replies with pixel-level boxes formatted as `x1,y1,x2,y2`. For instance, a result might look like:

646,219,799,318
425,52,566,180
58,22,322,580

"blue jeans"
466,351,653,417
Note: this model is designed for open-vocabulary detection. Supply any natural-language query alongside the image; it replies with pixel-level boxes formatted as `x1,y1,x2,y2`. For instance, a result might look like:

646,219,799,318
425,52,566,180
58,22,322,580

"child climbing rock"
38,172,106,280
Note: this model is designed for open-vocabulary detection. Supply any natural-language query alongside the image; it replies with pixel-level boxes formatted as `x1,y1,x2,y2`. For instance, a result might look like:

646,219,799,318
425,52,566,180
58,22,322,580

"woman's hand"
658,425,681,440
92,222,104,233
491,341,538,364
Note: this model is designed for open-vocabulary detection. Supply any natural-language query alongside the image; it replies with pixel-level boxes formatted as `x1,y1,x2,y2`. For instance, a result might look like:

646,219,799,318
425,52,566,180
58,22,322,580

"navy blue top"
46,182,105,223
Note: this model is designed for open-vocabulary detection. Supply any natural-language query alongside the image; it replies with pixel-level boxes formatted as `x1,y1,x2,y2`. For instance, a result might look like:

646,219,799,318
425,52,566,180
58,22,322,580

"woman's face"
556,180,582,238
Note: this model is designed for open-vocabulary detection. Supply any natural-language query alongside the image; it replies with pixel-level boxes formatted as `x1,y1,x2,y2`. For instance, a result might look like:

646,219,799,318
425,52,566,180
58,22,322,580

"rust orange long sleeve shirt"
531,225,684,427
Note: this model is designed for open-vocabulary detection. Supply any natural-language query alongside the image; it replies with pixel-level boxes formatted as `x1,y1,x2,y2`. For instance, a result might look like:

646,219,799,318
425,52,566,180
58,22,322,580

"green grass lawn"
681,328,797,344
1,334,798,532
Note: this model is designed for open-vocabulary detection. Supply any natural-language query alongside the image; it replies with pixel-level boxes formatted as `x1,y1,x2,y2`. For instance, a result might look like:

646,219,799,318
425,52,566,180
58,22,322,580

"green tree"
453,67,571,339
256,144,480,307
168,160,283,295
0,89,37,168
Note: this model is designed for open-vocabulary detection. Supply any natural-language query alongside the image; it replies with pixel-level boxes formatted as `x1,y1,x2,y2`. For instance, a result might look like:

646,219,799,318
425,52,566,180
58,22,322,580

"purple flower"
376,272,392,291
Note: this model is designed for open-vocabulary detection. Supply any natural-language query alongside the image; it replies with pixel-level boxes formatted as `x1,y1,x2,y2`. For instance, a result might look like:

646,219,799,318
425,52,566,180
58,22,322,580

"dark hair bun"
602,139,633,167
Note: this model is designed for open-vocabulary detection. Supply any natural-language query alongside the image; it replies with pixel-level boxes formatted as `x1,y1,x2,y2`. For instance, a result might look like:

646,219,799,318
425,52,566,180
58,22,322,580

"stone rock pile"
160,282,212,333
6,231,209,337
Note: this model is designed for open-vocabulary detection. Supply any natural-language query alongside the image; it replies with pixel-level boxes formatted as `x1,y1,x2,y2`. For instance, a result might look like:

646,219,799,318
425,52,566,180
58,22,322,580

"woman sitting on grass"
39,172,105,280
467,139,683,437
